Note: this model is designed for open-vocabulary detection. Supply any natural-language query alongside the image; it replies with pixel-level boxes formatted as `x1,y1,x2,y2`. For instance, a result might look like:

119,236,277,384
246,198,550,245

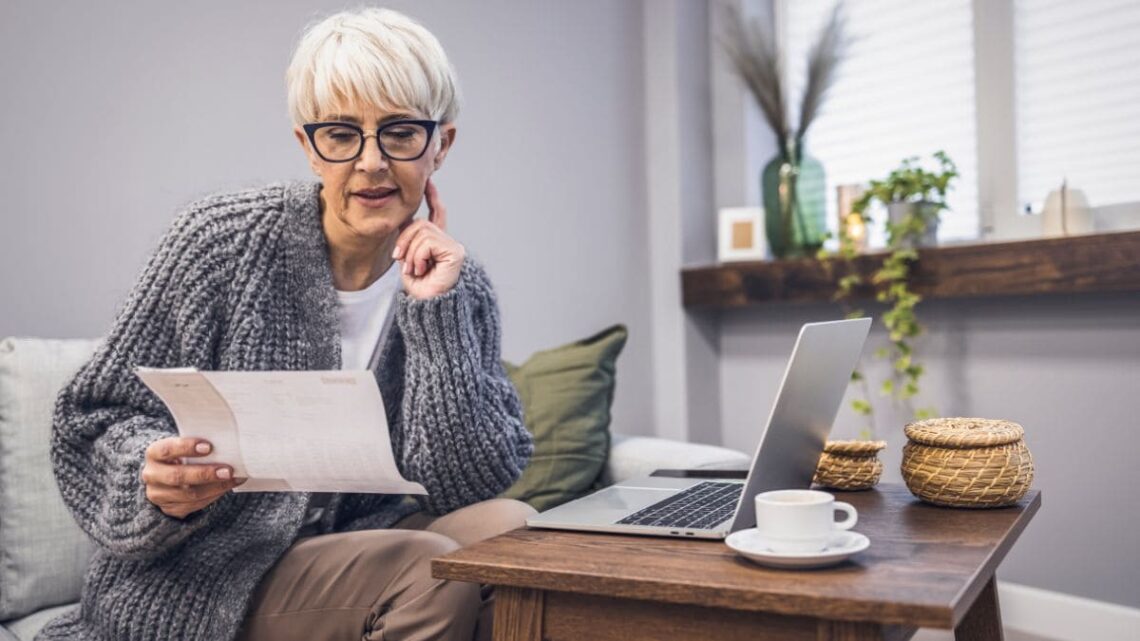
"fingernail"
216,468,232,480
393,245,403,259
196,443,211,454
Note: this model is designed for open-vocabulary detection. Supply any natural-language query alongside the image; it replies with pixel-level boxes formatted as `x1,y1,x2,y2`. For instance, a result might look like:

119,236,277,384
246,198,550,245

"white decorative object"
717,206,767,262
1041,181,1094,237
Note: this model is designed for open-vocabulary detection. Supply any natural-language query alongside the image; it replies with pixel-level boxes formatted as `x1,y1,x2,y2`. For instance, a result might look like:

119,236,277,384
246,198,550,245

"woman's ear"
294,126,321,176
433,124,457,170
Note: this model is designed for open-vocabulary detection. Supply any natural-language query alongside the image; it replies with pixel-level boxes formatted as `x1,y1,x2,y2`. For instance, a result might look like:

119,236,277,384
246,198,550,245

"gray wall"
0,0,655,435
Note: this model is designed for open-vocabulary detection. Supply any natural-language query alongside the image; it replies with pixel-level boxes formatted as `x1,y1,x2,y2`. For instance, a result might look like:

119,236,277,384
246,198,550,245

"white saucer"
725,529,870,569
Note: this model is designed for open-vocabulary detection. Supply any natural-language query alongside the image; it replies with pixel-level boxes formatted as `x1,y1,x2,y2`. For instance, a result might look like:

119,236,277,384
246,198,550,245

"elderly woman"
43,7,534,641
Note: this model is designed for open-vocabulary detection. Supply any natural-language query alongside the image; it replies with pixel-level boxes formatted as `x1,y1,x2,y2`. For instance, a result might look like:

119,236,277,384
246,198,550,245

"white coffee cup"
754,489,858,554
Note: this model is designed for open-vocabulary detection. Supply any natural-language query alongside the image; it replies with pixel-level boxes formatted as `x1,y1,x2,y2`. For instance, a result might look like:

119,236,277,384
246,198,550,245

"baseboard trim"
998,581,1140,641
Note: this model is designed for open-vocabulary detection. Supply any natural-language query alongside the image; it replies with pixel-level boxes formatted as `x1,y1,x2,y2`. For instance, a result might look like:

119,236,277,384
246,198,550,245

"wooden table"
432,484,1041,641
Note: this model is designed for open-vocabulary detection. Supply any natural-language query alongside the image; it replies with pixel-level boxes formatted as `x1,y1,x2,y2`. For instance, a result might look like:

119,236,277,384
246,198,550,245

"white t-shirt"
335,264,402,371
301,267,400,538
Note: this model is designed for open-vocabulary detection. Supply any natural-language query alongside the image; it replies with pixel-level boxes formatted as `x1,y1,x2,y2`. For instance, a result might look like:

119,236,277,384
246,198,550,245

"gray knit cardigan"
41,181,533,641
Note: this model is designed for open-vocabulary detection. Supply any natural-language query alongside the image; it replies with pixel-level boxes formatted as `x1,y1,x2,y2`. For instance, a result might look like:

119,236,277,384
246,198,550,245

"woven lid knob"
904,417,1024,448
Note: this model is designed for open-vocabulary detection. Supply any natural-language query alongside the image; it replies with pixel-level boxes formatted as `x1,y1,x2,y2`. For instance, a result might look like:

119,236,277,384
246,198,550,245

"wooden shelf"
681,230,1140,309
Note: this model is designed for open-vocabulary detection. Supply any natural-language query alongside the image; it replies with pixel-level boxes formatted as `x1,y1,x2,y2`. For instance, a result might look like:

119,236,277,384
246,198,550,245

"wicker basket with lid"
901,417,1034,508
813,440,887,491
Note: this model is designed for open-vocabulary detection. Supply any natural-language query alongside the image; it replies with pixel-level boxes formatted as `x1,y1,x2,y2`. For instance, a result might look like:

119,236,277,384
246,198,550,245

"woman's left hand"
393,178,466,299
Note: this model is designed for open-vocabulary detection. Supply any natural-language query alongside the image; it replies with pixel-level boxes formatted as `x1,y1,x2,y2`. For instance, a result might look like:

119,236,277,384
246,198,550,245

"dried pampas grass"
720,1,849,150
720,3,789,143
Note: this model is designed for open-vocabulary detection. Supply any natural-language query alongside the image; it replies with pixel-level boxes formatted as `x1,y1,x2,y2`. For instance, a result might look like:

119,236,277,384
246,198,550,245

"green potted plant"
852,151,959,248
828,151,960,442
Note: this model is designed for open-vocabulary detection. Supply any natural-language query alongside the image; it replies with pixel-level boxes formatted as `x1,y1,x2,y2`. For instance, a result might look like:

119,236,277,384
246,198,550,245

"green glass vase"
761,140,827,259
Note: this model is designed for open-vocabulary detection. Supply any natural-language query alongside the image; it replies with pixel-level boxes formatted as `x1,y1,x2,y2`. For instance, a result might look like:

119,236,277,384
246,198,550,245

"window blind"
1014,0,1140,212
782,0,979,244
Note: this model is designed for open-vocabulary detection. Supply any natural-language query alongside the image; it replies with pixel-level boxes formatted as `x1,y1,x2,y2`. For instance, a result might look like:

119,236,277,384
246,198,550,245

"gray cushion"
602,433,751,485
0,338,99,621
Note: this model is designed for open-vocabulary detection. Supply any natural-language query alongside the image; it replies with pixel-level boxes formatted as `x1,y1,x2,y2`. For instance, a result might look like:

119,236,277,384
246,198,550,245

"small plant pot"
886,201,940,248
813,440,887,491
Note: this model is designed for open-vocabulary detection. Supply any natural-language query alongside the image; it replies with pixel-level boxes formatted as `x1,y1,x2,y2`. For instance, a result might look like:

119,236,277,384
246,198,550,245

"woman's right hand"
141,437,244,519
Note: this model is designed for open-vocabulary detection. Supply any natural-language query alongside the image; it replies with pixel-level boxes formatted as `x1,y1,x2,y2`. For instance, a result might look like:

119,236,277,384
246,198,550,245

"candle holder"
836,184,867,253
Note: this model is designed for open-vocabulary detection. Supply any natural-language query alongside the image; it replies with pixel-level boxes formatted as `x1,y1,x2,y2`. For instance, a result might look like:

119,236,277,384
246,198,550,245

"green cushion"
498,325,627,512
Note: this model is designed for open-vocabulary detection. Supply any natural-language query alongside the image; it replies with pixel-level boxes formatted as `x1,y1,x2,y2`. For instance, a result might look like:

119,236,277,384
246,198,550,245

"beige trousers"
235,498,536,641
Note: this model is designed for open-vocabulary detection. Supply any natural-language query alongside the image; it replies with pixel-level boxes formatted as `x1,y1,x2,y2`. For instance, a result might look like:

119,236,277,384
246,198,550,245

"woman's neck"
320,199,399,292
327,241,397,291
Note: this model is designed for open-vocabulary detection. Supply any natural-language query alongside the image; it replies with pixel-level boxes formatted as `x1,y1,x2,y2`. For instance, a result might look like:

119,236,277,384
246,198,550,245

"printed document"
135,367,427,495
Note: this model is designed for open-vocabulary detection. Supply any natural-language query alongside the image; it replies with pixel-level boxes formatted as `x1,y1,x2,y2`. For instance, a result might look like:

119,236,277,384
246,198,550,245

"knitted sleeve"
51,207,236,560
394,258,533,514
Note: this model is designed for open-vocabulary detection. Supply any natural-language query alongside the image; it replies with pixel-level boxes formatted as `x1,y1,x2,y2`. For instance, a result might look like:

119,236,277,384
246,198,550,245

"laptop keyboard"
615,481,742,530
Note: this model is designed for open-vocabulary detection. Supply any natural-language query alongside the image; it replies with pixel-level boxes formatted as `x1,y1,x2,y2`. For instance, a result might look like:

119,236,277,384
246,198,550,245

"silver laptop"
526,318,871,540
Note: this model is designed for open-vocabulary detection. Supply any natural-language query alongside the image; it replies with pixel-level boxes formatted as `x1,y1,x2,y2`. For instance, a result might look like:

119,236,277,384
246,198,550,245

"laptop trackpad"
595,486,676,512
537,486,675,523
527,485,685,530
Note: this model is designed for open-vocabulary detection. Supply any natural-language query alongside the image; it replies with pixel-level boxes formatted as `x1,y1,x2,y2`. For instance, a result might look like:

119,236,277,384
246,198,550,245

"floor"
913,628,1056,641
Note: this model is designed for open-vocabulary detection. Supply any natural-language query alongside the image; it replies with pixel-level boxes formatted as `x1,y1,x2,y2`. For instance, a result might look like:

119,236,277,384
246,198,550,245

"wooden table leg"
955,577,1004,641
492,587,544,641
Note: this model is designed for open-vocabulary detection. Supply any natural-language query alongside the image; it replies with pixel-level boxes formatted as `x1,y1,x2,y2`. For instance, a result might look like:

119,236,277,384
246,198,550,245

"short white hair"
286,7,460,126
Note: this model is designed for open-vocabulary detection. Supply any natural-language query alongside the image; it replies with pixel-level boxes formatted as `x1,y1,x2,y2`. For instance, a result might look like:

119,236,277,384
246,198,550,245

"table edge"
433,558,958,628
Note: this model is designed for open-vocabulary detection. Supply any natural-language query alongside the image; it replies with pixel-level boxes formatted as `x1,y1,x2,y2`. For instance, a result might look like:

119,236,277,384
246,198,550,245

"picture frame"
717,206,767,262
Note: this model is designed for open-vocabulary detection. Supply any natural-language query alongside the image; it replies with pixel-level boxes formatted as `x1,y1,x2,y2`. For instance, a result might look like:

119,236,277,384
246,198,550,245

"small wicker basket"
813,440,887,491
901,418,1034,508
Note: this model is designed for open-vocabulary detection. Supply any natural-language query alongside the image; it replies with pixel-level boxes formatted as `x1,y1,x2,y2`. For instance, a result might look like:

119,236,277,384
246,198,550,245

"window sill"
681,230,1140,309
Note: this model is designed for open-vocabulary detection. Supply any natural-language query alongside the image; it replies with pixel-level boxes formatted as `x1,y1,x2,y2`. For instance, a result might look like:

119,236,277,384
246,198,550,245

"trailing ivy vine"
821,151,959,439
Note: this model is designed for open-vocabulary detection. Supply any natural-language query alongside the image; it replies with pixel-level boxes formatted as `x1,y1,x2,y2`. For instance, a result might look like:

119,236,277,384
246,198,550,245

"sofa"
0,337,750,640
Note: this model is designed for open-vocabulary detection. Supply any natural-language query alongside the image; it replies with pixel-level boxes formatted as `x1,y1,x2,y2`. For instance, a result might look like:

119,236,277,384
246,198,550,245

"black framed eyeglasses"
302,119,438,163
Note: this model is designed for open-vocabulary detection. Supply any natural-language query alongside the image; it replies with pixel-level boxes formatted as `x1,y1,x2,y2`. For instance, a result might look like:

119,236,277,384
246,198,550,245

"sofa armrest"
2,602,78,641
602,433,750,486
